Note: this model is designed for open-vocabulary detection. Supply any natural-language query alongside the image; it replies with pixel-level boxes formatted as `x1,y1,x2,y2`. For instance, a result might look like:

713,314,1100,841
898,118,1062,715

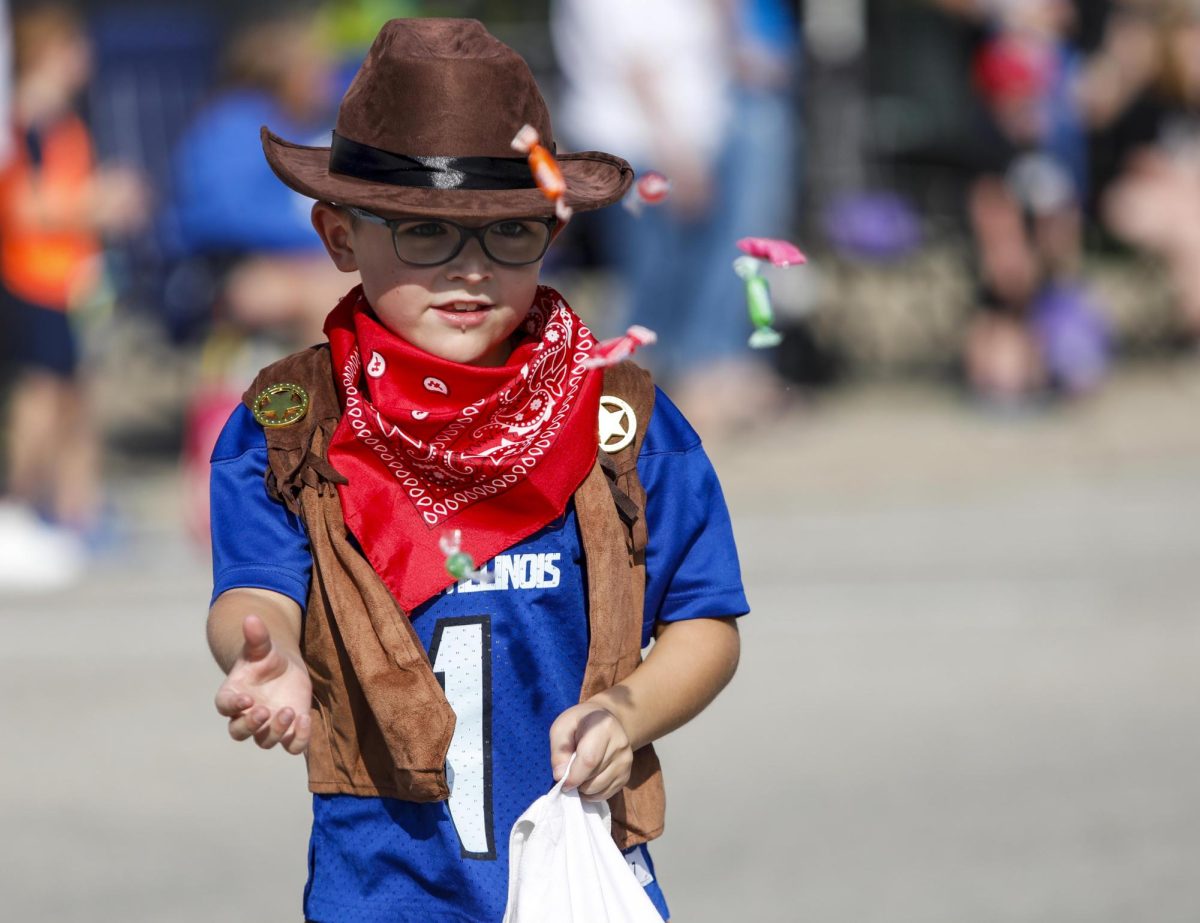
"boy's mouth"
434,299,494,313
431,299,497,331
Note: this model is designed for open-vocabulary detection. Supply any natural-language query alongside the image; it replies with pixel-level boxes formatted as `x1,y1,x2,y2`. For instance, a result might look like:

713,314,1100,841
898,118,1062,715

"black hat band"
329,132,542,191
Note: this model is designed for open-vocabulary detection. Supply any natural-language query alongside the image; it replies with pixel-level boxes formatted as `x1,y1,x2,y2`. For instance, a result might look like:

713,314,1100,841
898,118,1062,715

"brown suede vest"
241,345,665,849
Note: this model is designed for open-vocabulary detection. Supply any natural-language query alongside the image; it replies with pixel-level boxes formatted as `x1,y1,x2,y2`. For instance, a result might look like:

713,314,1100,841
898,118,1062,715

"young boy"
207,19,747,922
0,3,146,587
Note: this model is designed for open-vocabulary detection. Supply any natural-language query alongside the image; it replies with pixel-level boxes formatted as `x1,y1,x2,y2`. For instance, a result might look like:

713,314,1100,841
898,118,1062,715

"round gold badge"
252,383,310,428
598,395,636,453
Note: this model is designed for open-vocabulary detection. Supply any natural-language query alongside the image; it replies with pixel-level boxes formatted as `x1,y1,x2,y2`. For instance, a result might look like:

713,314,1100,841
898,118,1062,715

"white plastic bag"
502,756,664,923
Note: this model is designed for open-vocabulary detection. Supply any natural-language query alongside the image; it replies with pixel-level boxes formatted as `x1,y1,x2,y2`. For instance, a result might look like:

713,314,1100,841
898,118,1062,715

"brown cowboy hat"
261,18,632,220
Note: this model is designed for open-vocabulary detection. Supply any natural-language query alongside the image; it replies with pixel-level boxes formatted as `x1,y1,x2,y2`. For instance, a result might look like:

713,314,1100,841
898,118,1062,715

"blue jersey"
210,388,749,923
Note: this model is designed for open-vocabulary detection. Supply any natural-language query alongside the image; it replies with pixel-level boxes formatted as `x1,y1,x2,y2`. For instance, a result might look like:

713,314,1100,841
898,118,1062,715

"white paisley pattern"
336,290,595,527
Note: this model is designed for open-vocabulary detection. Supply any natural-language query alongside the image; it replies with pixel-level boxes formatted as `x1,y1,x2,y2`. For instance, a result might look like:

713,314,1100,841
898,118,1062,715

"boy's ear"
311,202,359,272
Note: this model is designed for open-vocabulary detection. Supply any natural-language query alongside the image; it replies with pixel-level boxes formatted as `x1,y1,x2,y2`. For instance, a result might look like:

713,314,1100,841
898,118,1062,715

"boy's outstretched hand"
550,702,633,801
214,614,312,755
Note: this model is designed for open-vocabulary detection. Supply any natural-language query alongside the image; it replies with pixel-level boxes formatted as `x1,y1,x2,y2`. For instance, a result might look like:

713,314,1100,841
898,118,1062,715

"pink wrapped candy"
581,325,657,369
736,237,807,267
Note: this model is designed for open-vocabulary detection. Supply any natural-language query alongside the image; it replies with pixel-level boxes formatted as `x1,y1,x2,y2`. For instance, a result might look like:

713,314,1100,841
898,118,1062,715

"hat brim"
261,128,634,220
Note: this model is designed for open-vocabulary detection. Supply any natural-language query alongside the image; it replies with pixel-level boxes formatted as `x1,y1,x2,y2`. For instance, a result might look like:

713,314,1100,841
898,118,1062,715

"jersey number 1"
430,616,496,860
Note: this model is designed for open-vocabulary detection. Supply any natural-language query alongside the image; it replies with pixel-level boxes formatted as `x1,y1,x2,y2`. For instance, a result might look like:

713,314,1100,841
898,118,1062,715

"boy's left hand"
549,702,633,802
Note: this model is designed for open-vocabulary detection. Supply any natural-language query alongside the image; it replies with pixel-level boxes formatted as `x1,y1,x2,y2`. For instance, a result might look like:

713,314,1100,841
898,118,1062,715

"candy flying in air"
439,530,494,584
623,171,671,216
732,238,808,349
736,236,808,267
581,325,658,369
511,124,572,222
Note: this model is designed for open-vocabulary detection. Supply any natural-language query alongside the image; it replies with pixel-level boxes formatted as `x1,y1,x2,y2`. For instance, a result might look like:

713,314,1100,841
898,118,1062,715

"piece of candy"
622,171,670,216
733,255,784,349
444,551,475,579
511,124,573,222
580,325,658,369
439,530,494,583
736,237,808,267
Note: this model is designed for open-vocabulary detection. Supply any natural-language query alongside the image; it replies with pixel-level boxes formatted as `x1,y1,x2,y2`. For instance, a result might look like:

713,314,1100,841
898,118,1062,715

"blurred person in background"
726,0,801,250
724,0,803,377
0,1,148,590
169,9,346,542
171,8,344,344
1087,0,1200,341
551,0,796,438
948,0,1110,402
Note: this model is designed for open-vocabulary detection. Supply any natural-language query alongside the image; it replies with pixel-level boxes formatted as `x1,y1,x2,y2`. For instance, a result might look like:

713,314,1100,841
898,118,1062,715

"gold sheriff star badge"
598,395,636,453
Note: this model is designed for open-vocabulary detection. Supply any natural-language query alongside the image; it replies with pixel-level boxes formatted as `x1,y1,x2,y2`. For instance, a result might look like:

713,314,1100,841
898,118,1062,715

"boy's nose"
444,236,493,282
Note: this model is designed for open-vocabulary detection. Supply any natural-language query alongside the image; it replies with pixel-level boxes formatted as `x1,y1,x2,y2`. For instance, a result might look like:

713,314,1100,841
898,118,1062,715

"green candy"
445,551,476,579
733,255,783,349
744,274,774,330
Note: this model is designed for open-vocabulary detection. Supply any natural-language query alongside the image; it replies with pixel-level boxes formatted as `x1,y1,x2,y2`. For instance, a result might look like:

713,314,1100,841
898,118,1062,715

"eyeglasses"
345,207,556,267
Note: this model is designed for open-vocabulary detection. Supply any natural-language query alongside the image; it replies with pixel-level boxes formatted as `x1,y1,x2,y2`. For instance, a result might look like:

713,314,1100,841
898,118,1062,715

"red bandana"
325,284,602,611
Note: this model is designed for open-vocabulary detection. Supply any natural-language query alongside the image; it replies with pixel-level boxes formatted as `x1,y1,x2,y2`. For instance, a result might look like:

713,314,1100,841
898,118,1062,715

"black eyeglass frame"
343,206,557,267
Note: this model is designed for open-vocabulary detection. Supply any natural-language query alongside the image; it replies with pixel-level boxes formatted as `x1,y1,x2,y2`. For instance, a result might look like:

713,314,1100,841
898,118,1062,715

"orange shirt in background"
0,113,100,311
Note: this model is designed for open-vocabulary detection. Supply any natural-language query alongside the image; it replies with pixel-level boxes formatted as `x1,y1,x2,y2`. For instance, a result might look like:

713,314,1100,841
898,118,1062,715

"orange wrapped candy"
511,124,572,222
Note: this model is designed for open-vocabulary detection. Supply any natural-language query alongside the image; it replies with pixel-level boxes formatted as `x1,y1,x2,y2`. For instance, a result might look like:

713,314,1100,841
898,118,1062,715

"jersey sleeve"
209,403,312,608
637,388,750,646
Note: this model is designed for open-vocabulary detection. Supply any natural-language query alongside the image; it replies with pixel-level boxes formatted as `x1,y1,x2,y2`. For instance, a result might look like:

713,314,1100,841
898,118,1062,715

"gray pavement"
3,360,1199,922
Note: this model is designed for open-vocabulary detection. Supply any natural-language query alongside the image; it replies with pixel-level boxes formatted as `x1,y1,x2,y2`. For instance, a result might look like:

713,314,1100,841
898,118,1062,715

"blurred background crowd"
0,0,1196,592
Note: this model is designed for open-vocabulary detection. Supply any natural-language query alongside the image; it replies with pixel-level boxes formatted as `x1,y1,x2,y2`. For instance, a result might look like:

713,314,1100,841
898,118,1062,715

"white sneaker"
0,502,86,594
